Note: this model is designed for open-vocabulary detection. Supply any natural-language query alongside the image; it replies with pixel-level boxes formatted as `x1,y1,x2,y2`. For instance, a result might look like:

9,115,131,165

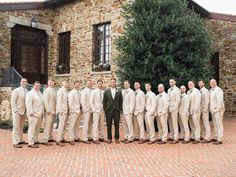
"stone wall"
205,19,236,118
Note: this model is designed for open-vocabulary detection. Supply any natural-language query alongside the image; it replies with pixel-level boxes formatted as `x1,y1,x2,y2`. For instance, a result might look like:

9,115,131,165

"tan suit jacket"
200,87,209,113
156,91,169,116
90,88,104,113
122,88,135,115
11,86,28,115
145,91,156,115
168,86,181,112
56,87,69,114
68,88,81,114
209,86,225,114
26,89,44,117
179,93,190,115
187,87,201,114
134,89,145,116
81,87,92,113
43,87,56,114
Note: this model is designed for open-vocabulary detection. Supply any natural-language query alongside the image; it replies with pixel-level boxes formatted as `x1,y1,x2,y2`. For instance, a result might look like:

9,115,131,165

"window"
93,22,111,71
210,52,220,85
57,31,70,74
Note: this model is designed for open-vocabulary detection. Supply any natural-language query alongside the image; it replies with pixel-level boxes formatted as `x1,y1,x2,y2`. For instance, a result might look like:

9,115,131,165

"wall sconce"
31,16,37,28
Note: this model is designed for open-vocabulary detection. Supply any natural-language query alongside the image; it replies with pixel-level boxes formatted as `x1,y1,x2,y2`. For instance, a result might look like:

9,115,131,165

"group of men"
11,77,225,148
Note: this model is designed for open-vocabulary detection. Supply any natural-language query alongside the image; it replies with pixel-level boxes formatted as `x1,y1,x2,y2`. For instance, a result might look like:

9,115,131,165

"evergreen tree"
115,0,213,91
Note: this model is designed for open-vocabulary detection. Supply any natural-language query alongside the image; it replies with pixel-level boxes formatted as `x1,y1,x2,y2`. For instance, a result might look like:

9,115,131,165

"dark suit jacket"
103,88,123,113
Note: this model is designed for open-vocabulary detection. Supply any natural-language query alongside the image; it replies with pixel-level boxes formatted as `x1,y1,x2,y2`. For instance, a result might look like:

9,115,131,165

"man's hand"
47,112,51,115
30,113,34,117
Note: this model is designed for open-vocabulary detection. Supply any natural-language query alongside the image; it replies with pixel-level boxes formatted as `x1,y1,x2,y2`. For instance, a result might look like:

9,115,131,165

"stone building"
0,0,235,118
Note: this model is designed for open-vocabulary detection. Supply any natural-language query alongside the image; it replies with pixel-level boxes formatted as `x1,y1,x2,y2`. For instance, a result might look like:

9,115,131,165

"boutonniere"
189,89,193,93
181,94,184,98
170,87,174,91
159,94,163,97
116,90,119,93
135,92,137,95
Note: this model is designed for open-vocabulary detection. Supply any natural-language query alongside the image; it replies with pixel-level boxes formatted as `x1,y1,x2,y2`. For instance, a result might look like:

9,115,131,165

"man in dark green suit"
103,78,123,144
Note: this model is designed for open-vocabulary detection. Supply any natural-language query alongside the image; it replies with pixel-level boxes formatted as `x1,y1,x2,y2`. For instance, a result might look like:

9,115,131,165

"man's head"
97,79,103,89
62,80,69,88
180,85,187,94
110,78,116,88
33,81,41,91
210,79,217,88
158,84,165,93
198,80,205,89
145,82,152,92
74,80,82,90
134,81,141,91
47,78,55,88
169,79,176,87
188,81,195,90
123,80,130,90
86,80,93,89
20,78,27,88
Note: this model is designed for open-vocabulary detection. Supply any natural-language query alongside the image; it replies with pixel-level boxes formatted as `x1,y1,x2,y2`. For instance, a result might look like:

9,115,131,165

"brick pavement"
0,118,236,177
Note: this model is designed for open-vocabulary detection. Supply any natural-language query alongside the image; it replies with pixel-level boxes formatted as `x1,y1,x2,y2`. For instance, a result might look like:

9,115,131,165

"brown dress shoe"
13,144,22,148
213,141,222,145
56,142,65,146
138,140,146,144
69,141,75,145
88,138,93,141
19,141,27,145
167,138,173,141
61,140,68,143
125,140,133,144
48,139,56,143
107,140,112,144
83,141,91,144
211,139,217,142
147,141,155,145
170,140,179,144
121,139,127,143
42,142,53,146
189,138,195,141
115,140,120,144
99,138,106,142
133,138,139,141
182,141,189,144
179,138,184,141
74,138,81,142
34,141,41,144
28,144,39,148
93,140,100,144
201,140,210,144
200,137,204,140
156,139,162,142
192,140,200,144
158,141,167,145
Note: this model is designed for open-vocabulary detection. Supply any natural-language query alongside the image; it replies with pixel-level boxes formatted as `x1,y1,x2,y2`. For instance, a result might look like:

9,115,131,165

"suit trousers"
178,116,185,139
189,112,201,141
134,113,145,140
200,112,211,141
105,109,120,140
133,115,140,139
121,114,128,139
43,113,55,142
69,112,82,141
145,112,155,142
124,113,134,141
57,113,69,142
92,111,105,141
35,117,43,142
28,116,41,145
156,114,168,142
212,112,223,141
168,109,179,140
179,113,190,141
12,113,26,145
82,112,93,141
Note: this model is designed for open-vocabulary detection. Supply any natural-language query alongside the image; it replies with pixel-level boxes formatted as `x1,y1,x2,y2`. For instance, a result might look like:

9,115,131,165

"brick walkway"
0,119,236,177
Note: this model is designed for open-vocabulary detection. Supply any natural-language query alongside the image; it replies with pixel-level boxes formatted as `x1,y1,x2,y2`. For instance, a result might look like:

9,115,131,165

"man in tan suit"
198,80,211,143
81,80,93,144
133,81,146,144
187,81,201,144
26,81,44,148
121,80,135,143
209,79,225,145
11,78,28,148
168,79,181,144
68,80,82,145
145,82,157,144
42,79,56,146
179,85,190,144
90,79,105,144
156,84,169,144
56,80,69,146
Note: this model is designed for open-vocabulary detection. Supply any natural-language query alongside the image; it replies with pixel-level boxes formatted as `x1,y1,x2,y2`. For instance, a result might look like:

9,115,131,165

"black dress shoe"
88,138,93,141
34,141,41,144
133,138,139,141
211,139,217,142
182,141,189,144
179,138,184,141
19,141,27,145
192,140,200,144
48,139,56,143
74,138,81,142
99,138,106,142
28,144,39,148
107,140,112,144
213,141,222,145
201,140,210,144
13,144,22,148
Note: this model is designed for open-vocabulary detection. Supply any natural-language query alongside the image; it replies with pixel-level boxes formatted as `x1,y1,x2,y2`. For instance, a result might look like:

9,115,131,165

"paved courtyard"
0,118,236,177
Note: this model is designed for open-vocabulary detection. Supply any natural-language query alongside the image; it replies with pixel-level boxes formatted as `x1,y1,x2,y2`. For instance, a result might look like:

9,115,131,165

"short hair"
110,78,116,82
86,79,92,83
134,81,141,85
169,78,176,82
61,79,68,83
123,80,130,84
48,78,55,82
198,80,205,83
74,80,82,84
158,83,164,88
21,78,27,81
97,79,103,83
188,80,195,85
145,82,152,86
33,81,40,85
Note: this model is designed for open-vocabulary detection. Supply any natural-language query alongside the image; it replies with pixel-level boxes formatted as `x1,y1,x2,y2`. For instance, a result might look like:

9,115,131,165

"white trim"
91,71,112,75
55,74,71,77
